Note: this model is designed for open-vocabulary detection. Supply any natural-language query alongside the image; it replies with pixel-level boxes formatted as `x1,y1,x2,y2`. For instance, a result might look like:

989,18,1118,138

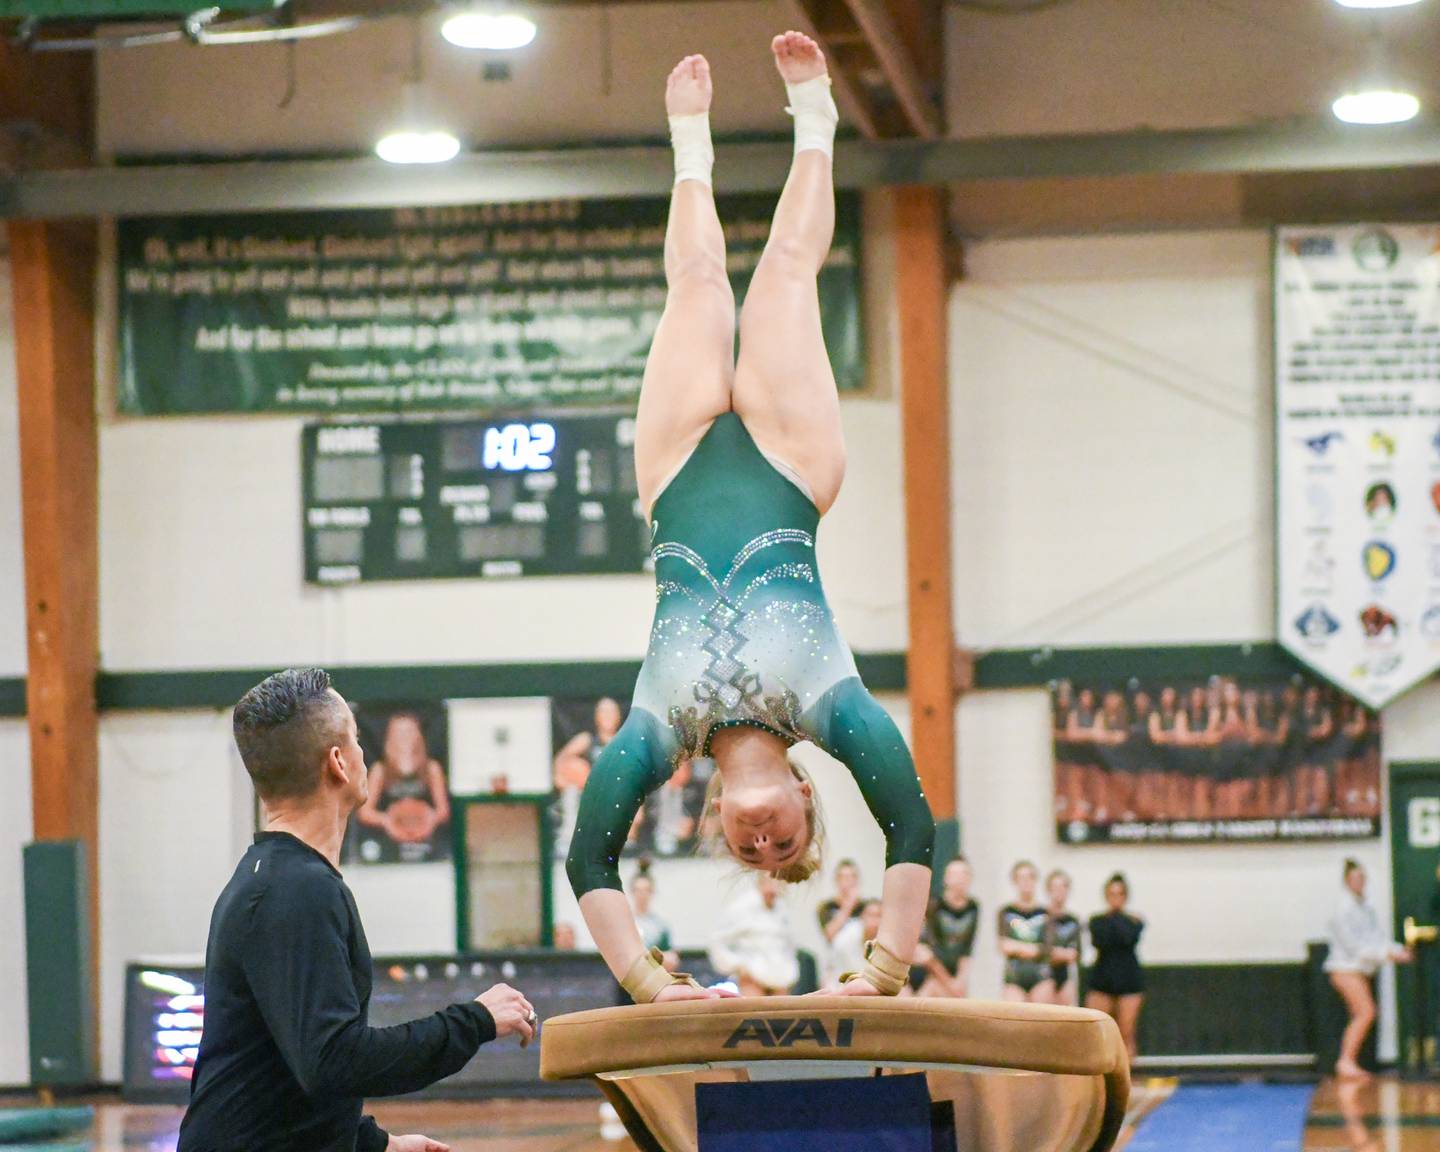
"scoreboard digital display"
302,415,651,584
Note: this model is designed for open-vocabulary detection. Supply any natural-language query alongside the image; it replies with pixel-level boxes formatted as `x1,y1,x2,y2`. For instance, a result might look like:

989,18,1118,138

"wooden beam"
840,0,943,139
894,185,956,821
882,0,942,92
786,0,884,140
10,219,100,1068
0,41,93,170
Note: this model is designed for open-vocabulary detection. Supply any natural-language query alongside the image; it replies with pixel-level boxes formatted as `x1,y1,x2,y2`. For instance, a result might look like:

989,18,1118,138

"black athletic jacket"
178,832,496,1152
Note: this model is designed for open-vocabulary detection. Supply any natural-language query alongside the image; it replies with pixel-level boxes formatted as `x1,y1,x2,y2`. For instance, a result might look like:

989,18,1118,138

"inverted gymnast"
566,33,936,1005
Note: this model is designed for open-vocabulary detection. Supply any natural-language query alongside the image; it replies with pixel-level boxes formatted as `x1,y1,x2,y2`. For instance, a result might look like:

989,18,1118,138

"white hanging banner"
1277,224,1440,708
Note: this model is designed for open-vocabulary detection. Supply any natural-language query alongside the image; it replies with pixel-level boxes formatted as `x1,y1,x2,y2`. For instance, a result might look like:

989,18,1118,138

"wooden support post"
11,219,101,1064
895,185,957,824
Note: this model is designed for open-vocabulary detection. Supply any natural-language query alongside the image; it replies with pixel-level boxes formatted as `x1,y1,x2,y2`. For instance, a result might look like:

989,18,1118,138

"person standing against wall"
915,856,980,998
999,861,1054,1004
1085,873,1145,1064
1044,870,1082,1007
817,858,866,985
710,873,801,996
1326,858,1412,1080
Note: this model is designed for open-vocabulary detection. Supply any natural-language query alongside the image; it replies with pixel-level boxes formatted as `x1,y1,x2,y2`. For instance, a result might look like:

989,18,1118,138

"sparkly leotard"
565,413,935,896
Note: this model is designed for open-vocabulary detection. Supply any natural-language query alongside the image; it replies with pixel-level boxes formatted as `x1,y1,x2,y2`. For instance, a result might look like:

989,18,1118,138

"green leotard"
565,413,935,896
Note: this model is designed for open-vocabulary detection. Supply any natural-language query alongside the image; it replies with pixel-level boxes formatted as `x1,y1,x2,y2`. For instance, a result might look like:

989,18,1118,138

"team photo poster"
1052,674,1380,845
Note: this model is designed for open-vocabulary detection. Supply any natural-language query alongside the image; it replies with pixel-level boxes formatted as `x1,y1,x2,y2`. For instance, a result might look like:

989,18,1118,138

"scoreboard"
303,414,651,584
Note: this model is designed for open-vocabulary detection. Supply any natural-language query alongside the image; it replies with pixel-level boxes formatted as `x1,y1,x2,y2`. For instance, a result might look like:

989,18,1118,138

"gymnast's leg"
733,31,846,514
634,54,736,513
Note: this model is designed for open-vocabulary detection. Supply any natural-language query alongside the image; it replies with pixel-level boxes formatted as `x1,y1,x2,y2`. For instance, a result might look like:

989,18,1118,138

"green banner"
118,194,863,414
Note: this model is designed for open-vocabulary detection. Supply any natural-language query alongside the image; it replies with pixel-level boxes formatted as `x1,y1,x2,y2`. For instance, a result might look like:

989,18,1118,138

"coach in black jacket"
178,668,536,1152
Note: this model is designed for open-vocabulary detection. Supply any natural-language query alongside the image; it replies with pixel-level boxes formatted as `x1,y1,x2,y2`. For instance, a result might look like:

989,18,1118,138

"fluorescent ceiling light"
375,129,462,164
1333,0,1423,8
442,12,537,50
1332,89,1421,124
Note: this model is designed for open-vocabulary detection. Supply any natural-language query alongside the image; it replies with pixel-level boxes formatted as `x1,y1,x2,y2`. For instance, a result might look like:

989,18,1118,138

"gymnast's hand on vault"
653,982,739,1002
386,1135,450,1151
810,978,882,997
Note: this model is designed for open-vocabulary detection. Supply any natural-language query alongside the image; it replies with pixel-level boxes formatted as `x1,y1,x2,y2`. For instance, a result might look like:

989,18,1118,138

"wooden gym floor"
5,1077,1440,1151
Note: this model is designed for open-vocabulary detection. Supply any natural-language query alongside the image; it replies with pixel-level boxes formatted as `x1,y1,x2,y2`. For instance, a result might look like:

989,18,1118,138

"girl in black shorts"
1147,686,1182,820
1044,869,1082,1007
1357,706,1381,818
1278,683,1305,816
1067,688,1101,822
1214,680,1249,819
1248,688,1285,818
1086,872,1145,1064
1301,685,1335,815
1114,690,1152,823
1053,681,1080,823
1178,685,1217,819
999,860,1053,1004
916,855,980,998
1092,691,1130,826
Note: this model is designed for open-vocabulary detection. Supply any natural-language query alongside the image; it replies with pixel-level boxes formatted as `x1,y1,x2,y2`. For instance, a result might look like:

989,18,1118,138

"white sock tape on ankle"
784,75,838,158
669,112,714,188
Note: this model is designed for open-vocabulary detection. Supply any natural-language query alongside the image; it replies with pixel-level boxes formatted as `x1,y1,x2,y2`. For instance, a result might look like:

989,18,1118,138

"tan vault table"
540,996,1131,1152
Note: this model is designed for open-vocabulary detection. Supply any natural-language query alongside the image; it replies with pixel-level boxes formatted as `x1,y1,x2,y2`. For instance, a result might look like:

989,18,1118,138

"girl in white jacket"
1325,858,1412,1080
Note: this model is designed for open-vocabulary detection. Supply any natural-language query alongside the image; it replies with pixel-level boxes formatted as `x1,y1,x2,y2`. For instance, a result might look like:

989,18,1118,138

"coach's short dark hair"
233,668,350,800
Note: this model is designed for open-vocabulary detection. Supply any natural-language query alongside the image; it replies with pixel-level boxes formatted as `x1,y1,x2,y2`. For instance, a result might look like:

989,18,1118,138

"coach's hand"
387,1135,450,1152
477,983,537,1046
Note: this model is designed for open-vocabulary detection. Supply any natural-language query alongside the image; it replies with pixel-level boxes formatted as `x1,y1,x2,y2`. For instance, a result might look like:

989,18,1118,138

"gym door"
1389,762,1440,1073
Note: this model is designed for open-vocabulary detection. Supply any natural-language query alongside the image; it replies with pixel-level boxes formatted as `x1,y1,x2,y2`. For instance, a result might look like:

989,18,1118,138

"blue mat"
0,1108,93,1144
696,1075,933,1152
1127,1084,1315,1152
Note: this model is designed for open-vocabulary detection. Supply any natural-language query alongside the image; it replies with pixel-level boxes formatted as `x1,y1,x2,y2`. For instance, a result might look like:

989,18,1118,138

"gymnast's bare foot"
771,30,827,85
666,54,712,117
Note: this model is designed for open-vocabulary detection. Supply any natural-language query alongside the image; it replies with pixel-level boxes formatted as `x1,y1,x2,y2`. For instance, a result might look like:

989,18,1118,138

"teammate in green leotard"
566,35,935,1005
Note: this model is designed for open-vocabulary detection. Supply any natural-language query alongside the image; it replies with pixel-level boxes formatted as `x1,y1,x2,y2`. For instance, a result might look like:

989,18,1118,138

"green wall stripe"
5,646,1333,713
0,678,25,719
973,643,1306,690
93,652,909,712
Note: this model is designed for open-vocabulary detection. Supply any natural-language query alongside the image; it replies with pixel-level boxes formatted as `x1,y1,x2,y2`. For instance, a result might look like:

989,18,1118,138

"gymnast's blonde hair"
700,756,826,884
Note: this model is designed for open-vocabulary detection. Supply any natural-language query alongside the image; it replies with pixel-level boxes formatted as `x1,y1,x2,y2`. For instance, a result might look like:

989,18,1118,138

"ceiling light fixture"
375,124,462,164
1331,26,1422,125
442,10,537,50
1333,0,1423,9
376,20,462,165
1332,89,1421,123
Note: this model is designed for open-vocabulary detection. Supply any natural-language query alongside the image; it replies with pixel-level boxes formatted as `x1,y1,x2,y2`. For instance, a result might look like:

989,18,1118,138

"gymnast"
566,33,935,1005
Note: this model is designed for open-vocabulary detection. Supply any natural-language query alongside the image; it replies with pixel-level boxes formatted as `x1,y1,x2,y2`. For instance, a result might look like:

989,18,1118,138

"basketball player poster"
344,700,452,865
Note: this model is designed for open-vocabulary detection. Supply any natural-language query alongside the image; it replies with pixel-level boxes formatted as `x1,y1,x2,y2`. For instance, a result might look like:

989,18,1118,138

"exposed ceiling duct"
11,5,368,51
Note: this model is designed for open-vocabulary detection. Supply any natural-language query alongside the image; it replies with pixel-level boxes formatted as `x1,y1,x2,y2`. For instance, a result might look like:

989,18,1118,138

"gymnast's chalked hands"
476,982,538,1046
810,978,883,997
653,981,740,1002
386,1135,450,1151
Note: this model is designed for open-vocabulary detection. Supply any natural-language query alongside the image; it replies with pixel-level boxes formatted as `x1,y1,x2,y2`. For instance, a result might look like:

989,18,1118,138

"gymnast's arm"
566,713,726,1001
810,679,936,992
